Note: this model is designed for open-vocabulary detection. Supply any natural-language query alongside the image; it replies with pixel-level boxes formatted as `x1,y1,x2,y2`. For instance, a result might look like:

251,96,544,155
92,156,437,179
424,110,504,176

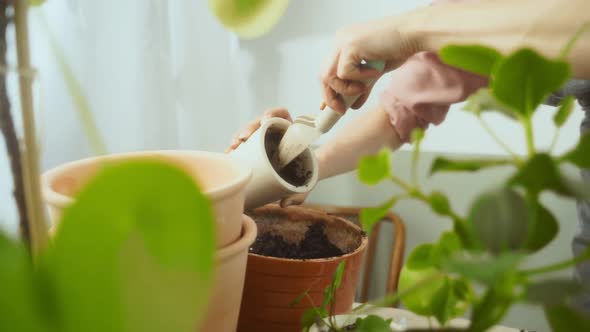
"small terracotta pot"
237,205,368,332
200,214,257,332
41,150,251,248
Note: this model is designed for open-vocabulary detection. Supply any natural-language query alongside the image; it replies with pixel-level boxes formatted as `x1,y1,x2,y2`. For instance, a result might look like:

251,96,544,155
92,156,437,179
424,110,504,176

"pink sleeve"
379,51,488,142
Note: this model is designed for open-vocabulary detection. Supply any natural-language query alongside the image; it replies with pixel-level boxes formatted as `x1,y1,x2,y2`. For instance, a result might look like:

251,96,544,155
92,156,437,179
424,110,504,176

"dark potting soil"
265,128,312,187
249,222,345,259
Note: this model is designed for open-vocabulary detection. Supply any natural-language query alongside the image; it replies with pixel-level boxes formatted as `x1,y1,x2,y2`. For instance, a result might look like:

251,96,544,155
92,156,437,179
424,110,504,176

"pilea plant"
303,32,590,331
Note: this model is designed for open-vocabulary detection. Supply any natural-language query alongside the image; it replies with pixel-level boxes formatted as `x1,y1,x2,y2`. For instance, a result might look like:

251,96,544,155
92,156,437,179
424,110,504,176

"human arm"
323,0,590,112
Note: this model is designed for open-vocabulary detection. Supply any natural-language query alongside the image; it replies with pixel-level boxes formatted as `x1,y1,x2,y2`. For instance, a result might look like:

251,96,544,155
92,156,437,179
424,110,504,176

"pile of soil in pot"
247,206,364,260
265,127,312,187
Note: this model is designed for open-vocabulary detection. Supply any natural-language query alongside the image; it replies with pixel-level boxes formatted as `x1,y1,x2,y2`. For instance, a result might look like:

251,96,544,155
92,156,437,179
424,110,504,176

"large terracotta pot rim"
247,234,368,263
42,150,252,208
216,215,257,262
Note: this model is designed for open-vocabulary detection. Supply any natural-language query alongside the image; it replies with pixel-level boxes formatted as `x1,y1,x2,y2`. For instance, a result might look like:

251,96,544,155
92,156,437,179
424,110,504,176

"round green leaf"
47,161,216,332
208,0,290,39
526,203,559,252
406,244,435,270
360,198,395,234
468,188,528,254
357,148,391,185
545,304,590,332
0,234,51,332
563,133,590,168
398,266,446,316
354,315,394,332
440,45,502,76
491,49,570,116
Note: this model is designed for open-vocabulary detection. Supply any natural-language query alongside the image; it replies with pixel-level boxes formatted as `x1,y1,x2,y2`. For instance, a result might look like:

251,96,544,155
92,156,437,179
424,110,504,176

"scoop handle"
316,60,386,133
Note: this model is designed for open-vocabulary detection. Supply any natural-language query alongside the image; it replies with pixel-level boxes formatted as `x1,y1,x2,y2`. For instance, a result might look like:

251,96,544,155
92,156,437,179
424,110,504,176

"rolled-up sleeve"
379,51,488,142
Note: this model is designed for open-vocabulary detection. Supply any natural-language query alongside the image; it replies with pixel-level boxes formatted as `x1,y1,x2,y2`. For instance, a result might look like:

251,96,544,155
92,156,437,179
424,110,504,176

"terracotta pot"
229,117,318,210
201,214,257,332
237,205,368,332
41,150,252,248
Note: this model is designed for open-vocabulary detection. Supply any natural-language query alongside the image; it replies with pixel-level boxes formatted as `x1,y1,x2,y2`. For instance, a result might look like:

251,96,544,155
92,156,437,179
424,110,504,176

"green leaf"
360,198,395,234
354,315,394,332
398,267,446,316
511,153,590,198
47,161,216,332
526,203,559,252
451,278,473,302
406,244,435,270
562,133,590,168
443,252,524,285
333,261,346,290
491,48,570,116
431,278,453,325
358,148,391,185
468,188,528,254
29,0,46,6
525,279,583,305
301,307,325,331
553,96,575,127
290,289,309,307
545,304,590,332
440,45,502,76
470,288,513,332
430,156,512,174
428,191,451,215
208,0,290,39
0,234,51,332
463,88,516,118
431,232,462,265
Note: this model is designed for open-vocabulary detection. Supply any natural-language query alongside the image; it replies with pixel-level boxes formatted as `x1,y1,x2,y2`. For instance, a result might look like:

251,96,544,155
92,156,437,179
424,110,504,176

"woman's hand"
225,107,292,153
321,17,420,113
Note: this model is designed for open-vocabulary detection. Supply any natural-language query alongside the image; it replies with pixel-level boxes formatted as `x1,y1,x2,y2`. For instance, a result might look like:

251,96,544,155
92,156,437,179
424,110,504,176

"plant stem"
353,272,445,312
15,0,48,258
0,0,30,245
549,127,560,153
521,246,590,276
523,117,535,156
478,116,521,163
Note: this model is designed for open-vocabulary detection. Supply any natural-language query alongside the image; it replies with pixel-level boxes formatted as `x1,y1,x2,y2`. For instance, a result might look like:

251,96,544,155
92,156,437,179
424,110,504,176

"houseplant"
302,28,590,331
237,204,368,332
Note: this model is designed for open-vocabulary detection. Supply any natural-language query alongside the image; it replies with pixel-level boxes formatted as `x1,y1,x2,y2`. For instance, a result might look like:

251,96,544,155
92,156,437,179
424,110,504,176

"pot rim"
42,150,252,208
216,215,258,262
247,205,368,262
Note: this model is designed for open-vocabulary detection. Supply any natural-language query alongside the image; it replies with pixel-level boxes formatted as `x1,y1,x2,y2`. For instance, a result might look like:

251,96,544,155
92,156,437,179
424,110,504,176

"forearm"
314,105,402,180
401,0,590,78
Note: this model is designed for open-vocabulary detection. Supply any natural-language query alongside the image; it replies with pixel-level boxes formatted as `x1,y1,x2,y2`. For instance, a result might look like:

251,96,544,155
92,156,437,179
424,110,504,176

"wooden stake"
14,0,48,258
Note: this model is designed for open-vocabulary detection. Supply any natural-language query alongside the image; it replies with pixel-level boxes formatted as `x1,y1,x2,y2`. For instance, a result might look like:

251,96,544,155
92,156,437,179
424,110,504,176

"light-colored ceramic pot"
229,118,319,210
200,214,257,332
237,205,368,332
41,150,252,248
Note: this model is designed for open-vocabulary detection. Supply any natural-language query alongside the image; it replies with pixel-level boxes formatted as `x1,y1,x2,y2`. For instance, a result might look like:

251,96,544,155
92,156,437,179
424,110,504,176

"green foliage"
0,161,216,332
354,315,394,332
358,148,391,185
442,252,524,285
553,96,575,127
359,198,395,234
430,156,512,174
440,45,502,76
462,88,516,118
467,188,528,254
491,49,570,116
312,36,590,332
